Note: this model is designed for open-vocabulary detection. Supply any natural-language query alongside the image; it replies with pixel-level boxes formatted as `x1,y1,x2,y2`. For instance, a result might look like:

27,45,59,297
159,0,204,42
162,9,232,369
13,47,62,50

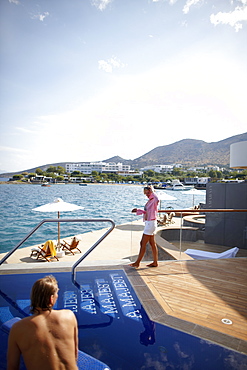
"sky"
0,0,247,173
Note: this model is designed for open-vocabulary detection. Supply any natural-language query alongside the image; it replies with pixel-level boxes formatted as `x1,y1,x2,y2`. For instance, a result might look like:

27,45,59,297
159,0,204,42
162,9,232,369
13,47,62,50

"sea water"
0,184,206,253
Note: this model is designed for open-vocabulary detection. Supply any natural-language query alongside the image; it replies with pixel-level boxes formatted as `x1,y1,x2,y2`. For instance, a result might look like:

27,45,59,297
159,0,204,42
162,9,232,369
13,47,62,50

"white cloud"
183,0,204,15
91,0,113,11
8,0,20,4
210,3,247,32
98,60,113,73
31,11,49,22
165,0,247,31
152,0,178,4
181,20,188,27
0,146,34,172
16,126,40,134
0,146,29,153
98,56,125,73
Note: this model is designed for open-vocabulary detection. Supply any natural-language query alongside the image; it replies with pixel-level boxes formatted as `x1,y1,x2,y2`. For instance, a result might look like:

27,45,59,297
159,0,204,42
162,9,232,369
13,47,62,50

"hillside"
1,133,246,176
106,133,247,168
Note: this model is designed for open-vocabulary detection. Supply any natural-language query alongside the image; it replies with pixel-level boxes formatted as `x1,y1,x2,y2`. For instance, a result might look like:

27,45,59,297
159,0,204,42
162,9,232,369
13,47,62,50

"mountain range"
1,132,246,176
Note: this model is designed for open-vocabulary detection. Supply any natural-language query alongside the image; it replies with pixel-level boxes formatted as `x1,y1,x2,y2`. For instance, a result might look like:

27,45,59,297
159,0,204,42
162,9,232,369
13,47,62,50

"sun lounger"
61,237,81,255
184,246,239,260
158,212,175,226
1,317,111,370
30,240,59,262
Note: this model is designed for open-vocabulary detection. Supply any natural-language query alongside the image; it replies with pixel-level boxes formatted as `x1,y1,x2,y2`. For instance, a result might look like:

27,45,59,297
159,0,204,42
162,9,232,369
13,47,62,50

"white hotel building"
66,162,131,175
140,164,174,173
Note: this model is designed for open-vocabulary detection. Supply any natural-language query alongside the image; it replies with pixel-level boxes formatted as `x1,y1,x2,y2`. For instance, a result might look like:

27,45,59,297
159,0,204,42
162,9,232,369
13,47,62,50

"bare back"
8,309,78,370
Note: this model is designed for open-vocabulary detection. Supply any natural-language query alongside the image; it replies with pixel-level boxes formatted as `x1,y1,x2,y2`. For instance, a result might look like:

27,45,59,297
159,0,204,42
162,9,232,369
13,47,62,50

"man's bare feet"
129,262,140,268
146,262,158,267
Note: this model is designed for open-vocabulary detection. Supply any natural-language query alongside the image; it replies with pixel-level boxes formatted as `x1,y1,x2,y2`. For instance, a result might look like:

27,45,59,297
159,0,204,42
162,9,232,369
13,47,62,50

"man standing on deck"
7,275,78,370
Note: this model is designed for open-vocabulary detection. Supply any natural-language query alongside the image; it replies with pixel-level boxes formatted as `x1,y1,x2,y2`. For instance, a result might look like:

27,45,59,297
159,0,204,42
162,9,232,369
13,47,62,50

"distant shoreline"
0,181,141,186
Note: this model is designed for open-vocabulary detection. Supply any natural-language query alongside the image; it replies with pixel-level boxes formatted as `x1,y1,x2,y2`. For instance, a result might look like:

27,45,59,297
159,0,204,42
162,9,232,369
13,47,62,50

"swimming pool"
0,270,246,369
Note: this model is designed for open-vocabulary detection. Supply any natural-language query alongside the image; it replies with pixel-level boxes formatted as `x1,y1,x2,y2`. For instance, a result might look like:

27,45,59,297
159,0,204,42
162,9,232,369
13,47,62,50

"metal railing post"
71,220,115,287
179,212,183,259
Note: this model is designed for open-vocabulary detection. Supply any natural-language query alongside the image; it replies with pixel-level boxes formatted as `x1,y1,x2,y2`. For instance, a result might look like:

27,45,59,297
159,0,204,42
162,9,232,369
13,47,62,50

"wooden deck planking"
126,258,247,346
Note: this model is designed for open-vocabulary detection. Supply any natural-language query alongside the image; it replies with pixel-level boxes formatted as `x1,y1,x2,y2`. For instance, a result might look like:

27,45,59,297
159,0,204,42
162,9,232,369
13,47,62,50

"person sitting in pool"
130,185,159,268
7,275,78,370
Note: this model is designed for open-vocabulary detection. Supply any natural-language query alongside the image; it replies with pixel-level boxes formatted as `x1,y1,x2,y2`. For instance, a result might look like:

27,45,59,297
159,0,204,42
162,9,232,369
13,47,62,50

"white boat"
166,180,193,191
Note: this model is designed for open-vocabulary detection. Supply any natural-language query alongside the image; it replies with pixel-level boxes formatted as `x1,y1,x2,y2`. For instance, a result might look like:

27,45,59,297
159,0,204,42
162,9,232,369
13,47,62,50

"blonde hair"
30,275,58,314
144,185,154,192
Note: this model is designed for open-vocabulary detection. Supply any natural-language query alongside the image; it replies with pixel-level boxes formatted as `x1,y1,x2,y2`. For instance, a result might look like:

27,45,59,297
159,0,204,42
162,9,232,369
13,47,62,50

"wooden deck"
124,257,247,354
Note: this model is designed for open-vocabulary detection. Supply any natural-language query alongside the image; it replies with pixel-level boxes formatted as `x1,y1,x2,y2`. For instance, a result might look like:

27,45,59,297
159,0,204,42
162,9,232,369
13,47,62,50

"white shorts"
143,220,157,236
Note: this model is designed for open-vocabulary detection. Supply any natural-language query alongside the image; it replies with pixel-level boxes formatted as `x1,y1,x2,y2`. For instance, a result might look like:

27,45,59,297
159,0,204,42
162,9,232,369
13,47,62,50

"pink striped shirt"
136,192,159,221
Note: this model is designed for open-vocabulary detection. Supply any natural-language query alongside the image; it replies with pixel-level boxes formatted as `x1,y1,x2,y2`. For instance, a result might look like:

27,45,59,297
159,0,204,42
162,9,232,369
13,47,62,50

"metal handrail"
71,219,115,287
158,209,247,213
0,218,115,267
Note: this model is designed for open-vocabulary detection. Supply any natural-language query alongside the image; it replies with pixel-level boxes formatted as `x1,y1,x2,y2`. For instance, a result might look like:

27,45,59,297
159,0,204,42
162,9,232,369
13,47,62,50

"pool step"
16,299,30,314
0,307,13,323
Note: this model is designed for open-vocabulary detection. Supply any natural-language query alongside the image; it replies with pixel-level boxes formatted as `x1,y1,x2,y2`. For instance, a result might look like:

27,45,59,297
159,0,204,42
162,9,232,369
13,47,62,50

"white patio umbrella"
157,191,177,209
32,198,84,247
182,188,205,207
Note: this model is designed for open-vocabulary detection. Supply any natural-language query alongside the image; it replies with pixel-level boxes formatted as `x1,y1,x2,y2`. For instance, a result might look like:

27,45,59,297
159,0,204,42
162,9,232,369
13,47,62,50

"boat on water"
166,183,191,191
79,183,87,186
165,180,193,191
153,183,167,189
195,184,206,190
41,182,51,187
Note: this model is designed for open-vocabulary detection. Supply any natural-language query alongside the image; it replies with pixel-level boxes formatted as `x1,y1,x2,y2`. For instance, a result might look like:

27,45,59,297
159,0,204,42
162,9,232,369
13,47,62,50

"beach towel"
43,240,57,257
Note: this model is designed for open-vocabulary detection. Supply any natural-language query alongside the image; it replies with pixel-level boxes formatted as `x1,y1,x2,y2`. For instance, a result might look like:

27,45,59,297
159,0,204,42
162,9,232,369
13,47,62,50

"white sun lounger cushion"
185,247,239,260
31,247,40,252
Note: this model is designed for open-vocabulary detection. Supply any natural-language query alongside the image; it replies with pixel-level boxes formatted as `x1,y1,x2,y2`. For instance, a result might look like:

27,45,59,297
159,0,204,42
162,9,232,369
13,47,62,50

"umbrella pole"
58,211,60,249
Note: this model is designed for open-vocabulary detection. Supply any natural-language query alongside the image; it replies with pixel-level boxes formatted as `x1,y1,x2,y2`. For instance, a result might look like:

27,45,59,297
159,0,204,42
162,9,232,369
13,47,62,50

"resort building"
29,175,53,183
187,165,222,172
117,170,143,177
65,162,131,175
140,164,173,173
184,177,211,186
